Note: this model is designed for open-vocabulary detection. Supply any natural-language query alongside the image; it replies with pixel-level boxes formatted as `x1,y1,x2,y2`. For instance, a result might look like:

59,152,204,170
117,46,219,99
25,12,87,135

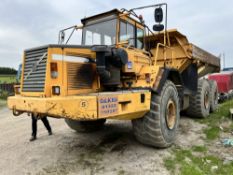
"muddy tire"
132,81,180,148
209,80,218,112
65,119,106,133
187,79,210,118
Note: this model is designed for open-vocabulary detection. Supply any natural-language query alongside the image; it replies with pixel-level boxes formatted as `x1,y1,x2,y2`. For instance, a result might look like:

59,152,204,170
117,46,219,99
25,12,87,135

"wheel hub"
166,99,176,130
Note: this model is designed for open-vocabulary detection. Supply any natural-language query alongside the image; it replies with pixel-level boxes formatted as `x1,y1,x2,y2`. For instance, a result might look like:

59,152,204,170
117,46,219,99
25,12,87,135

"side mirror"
154,7,163,23
58,31,65,44
153,24,164,32
61,31,65,43
153,7,164,31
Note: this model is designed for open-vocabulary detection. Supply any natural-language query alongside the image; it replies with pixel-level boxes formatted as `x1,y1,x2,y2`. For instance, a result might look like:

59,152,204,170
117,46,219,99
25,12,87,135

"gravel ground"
0,107,208,175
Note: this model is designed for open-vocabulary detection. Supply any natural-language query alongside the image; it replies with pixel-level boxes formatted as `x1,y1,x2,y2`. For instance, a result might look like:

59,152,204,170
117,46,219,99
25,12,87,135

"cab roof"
81,9,121,24
81,9,141,25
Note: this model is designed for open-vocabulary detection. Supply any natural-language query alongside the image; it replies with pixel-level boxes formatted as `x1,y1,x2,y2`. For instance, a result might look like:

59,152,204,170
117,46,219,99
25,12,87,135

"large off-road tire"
65,119,106,133
132,81,180,148
209,80,218,112
187,79,210,118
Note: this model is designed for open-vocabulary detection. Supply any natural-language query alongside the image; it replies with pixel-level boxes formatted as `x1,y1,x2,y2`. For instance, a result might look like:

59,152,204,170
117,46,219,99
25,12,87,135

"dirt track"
0,107,206,175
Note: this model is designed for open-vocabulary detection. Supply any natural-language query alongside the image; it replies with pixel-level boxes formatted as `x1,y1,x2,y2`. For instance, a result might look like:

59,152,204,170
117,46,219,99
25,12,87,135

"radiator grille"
67,63,95,90
22,48,47,92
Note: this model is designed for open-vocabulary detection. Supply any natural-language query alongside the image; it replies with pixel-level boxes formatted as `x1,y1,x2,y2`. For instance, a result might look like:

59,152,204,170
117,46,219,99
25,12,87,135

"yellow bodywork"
20,47,98,97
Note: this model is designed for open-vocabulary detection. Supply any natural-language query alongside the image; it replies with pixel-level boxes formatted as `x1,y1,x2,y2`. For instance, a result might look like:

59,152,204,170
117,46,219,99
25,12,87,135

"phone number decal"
98,96,118,117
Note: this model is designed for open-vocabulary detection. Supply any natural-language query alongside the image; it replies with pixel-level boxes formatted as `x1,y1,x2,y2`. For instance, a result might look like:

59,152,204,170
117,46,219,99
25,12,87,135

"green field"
0,74,16,83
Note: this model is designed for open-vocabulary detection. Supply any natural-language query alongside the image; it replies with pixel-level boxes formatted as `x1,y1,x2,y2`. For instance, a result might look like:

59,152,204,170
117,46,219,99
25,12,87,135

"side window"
120,21,127,41
119,21,135,46
127,24,135,46
137,28,144,49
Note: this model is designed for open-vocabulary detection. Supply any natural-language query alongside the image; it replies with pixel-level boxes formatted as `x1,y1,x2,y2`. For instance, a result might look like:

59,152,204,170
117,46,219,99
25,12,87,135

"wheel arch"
153,68,183,94
153,64,198,95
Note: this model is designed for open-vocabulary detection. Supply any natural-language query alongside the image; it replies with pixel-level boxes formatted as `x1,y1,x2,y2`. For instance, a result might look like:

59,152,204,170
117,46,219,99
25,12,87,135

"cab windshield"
82,19,117,46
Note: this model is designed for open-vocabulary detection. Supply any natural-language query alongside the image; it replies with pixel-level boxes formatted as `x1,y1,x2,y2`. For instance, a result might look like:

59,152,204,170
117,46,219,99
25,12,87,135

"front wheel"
65,119,106,133
132,81,180,148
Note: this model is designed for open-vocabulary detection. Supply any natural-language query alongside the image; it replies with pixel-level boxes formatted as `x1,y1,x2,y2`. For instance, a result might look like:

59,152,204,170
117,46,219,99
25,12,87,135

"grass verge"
197,100,233,140
164,146,233,175
164,100,233,175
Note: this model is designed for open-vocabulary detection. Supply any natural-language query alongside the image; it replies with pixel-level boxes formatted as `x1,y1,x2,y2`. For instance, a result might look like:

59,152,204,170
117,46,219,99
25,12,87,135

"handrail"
154,43,172,66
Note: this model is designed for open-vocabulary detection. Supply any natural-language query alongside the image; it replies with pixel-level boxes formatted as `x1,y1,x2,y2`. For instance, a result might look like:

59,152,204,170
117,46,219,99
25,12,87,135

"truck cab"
81,9,144,49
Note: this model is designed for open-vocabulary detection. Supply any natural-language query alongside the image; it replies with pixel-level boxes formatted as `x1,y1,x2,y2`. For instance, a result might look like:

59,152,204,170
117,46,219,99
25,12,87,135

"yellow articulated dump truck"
8,3,220,147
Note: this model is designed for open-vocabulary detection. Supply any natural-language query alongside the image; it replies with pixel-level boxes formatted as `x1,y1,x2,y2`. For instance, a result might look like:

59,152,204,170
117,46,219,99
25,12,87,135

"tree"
0,67,17,75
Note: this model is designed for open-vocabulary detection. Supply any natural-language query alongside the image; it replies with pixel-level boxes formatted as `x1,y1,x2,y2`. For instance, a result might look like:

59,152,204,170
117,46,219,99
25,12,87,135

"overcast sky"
0,0,232,69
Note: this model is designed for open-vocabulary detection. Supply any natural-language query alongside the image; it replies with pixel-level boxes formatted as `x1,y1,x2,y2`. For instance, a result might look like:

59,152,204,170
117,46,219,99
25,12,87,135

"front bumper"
7,91,151,120
8,95,97,120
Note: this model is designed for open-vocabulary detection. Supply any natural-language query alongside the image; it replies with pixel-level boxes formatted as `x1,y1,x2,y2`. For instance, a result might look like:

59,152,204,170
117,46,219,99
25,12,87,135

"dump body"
191,44,220,77
147,30,220,77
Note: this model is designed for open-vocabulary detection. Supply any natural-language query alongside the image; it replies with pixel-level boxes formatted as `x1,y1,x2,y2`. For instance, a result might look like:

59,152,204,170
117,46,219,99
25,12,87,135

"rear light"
52,86,60,95
50,62,58,78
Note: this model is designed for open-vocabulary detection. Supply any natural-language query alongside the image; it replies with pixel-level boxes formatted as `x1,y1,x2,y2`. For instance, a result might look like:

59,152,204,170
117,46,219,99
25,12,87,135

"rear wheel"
132,81,180,148
65,119,106,133
187,79,210,118
209,80,218,112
